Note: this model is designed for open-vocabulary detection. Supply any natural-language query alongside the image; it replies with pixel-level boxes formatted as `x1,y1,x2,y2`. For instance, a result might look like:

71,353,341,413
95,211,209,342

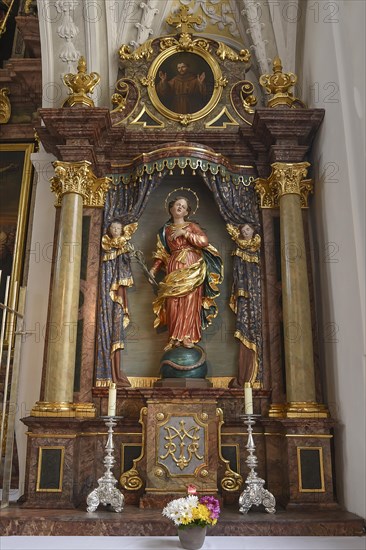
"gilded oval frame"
147,46,224,124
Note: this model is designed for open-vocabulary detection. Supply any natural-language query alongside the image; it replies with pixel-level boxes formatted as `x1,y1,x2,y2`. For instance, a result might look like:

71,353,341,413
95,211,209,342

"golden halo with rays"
164,187,199,216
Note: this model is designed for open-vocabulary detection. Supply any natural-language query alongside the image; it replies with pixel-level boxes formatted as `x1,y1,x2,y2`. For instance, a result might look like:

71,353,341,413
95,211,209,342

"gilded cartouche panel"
145,399,218,496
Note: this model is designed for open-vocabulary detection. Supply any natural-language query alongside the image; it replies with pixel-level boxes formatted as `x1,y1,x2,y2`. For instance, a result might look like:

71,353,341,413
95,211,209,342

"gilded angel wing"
226,223,240,242
122,222,138,240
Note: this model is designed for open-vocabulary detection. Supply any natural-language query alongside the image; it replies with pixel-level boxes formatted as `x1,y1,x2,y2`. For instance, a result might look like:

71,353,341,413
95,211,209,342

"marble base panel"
0,505,364,537
21,391,338,510
20,416,142,509
143,398,219,498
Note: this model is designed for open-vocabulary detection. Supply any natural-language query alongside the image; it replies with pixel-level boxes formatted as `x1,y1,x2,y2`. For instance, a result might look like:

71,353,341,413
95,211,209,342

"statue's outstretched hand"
197,72,206,84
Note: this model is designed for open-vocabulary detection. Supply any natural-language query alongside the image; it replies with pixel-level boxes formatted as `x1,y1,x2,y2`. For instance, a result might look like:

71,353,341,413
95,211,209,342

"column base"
268,403,287,418
269,402,330,418
31,401,96,418
285,402,330,418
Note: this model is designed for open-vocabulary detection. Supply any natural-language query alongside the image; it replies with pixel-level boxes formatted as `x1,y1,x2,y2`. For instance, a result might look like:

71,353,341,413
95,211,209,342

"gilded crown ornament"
62,56,100,108
259,57,304,108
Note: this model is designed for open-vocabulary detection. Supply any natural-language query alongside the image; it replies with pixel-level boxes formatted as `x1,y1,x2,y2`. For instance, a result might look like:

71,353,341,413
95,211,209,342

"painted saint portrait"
154,52,215,115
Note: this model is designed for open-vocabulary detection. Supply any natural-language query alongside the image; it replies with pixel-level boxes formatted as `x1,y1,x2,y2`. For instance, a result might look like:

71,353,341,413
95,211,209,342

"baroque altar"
15,7,343,522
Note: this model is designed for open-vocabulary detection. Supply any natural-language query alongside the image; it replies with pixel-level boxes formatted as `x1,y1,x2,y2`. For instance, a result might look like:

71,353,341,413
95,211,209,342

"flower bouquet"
162,485,220,549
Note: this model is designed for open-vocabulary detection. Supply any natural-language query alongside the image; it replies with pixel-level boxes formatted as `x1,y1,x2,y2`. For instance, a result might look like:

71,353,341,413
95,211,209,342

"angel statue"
96,220,138,387
227,222,262,387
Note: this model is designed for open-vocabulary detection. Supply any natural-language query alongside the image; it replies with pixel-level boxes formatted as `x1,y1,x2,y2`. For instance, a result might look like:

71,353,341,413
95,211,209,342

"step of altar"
0,504,364,537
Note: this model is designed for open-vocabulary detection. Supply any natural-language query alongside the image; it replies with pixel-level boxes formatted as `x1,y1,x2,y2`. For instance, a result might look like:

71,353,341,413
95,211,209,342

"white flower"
162,495,199,526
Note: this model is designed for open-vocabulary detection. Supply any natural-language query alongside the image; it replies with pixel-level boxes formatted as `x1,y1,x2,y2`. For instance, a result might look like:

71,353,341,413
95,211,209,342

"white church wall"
15,153,56,496
299,0,365,517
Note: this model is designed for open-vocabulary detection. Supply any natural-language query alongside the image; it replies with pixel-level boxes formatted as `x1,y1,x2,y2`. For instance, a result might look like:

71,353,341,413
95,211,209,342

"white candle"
107,383,117,416
244,383,253,415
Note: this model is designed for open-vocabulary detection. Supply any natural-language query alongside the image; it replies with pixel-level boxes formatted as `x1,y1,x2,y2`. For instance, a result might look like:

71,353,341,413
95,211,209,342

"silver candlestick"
239,414,276,514
86,416,125,513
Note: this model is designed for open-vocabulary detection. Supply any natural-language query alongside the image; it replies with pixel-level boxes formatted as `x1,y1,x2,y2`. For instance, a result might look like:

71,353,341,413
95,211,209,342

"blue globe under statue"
160,345,207,379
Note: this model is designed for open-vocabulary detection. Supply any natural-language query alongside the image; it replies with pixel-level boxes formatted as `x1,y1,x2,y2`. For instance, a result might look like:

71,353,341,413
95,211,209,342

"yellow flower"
192,504,210,523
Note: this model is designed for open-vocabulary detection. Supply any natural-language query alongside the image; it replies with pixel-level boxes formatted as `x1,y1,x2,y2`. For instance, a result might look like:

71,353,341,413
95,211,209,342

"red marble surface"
0,504,364,537
77,209,103,404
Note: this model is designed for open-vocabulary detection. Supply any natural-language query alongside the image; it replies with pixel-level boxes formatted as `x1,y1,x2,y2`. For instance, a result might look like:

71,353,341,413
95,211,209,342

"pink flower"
199,495,221,520
187,484,197,495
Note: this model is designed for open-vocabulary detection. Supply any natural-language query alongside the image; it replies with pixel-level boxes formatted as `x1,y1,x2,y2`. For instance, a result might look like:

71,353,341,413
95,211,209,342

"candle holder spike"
239,414,276,514
86,416,125,513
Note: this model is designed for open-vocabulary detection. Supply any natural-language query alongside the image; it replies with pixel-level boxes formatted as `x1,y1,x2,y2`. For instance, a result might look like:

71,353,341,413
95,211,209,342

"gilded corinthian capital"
272,162,310,196
255,162,313,209
51,160,111,207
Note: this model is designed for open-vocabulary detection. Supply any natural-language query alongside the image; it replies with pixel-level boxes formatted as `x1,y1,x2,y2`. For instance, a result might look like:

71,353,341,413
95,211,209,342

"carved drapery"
201,170,262,384
96,170,163,386
96,155,262,386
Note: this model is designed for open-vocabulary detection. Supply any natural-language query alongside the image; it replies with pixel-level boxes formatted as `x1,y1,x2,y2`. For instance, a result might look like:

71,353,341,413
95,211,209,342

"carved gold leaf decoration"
120,407,146,491
159,419,203,471
255,162,313,208
111,80,129,113
160,37,179,50
0,88,11,124
118,39,154,61
221,469,243,492
299,179,314,208
272,162,310,196
240,82,257,114
120,468,143,491
140,76,155,87
160,35,210,53
24,0,34,14
179,114,192,126
194,39,210,52
217,408,243,492
216,43,250,63
215,76,228,89
255,178,278,209
178,32,195,51
51,161,111,208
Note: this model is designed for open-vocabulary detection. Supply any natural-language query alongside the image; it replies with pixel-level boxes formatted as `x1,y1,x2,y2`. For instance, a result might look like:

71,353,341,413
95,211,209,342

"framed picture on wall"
146,44,224,124
0,142,34,340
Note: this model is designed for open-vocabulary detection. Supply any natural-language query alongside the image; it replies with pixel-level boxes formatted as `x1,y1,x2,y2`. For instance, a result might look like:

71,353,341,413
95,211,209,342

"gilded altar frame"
0,142,34,342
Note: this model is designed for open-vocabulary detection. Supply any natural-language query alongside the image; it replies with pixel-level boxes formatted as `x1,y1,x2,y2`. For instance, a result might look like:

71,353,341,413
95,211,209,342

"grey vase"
178,525,207,550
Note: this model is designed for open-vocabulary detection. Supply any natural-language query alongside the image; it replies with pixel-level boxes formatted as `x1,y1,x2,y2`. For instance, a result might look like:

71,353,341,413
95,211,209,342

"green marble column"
44,191,83,404
32,161,110,417
256,162,328,418
276,163,315,402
